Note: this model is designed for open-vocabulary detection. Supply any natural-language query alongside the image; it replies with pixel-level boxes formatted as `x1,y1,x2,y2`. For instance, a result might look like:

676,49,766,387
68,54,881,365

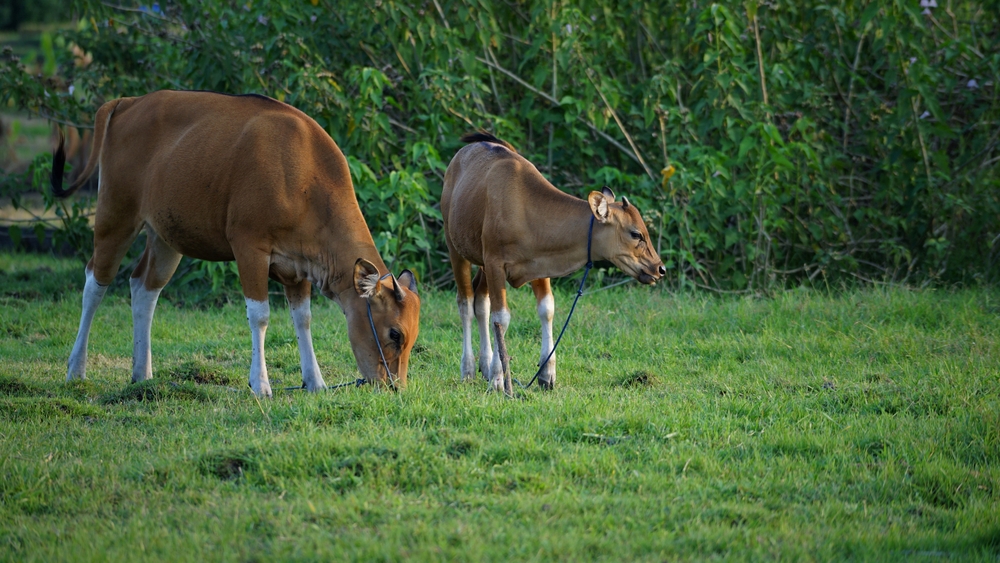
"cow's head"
588,186,666,284
347,258,421,388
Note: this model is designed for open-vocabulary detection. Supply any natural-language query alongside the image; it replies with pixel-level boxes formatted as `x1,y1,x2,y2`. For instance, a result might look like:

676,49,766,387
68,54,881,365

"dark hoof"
538,380,554,391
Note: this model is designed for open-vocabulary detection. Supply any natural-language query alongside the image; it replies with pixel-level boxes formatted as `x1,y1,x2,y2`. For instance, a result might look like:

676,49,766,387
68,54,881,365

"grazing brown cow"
51,90,420,397
441,132,665,393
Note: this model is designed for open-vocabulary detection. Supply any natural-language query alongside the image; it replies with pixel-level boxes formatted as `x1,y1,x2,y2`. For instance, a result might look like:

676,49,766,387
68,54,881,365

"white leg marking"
474,293,492,380
130,277,163,383
245,298,272,398
458,296,476,380
290,297,326,391
537,293,556,386
66,270,108,380
489,308,511,392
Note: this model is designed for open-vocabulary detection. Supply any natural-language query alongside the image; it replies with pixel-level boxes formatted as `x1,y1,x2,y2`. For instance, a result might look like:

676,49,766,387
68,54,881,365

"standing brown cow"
442,132,665,393
52,90,420,397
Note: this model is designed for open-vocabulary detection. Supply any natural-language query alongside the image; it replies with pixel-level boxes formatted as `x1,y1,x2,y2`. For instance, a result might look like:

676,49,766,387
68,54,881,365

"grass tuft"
446,436,480,458
170,358,239,386
614,370,659,387
0,374,50,397
99,379,211,404
64,379,103,401
198,449,259,480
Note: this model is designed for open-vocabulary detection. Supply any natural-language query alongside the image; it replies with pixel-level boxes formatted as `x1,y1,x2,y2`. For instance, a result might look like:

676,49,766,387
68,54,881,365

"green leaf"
8,225,21,250
738,134,757,162
859,3,879,29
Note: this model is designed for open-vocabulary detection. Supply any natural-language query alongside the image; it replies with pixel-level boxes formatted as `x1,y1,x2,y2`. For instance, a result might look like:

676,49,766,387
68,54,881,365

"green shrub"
1,0,997,292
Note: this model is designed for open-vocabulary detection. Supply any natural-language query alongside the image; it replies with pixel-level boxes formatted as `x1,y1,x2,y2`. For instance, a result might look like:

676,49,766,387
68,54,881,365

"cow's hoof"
489,376,505,393
250,381,273,398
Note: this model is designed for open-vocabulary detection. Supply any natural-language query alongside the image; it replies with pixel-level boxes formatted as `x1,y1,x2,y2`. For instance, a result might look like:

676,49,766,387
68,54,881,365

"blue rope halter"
365,273,396,389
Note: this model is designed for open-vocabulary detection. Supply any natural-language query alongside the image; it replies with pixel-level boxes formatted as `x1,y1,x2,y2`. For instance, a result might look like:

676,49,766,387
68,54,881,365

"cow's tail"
51,98,122,198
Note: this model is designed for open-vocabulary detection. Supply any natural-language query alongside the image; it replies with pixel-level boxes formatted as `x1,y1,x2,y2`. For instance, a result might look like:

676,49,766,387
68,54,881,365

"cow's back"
96,90,358,261
443,140,553,265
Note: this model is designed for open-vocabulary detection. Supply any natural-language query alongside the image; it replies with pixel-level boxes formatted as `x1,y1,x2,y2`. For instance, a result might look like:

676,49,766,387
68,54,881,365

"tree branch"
474,55,649,171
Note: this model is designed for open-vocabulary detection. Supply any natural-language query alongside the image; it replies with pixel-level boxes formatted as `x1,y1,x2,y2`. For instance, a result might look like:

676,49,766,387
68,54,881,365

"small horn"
392,275,405,302
622,196,630,209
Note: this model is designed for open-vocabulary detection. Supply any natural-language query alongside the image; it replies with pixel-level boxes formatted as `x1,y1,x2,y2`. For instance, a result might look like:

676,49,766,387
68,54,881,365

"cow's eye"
389,328,402,345
630,231,642,241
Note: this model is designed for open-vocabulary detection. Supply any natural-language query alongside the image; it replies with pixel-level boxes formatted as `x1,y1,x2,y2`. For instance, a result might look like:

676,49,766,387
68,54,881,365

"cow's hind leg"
233,244,273,398
483,263,511,395
66,262,110,380
449,246,477,381
129,229,182,383
284,280,326,391
531,278,556,390
66,201,142,381
472,269,493,381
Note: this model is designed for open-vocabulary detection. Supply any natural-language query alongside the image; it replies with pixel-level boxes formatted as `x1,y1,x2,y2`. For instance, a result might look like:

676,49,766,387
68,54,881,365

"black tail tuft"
459,131,516,153
50,133,72,198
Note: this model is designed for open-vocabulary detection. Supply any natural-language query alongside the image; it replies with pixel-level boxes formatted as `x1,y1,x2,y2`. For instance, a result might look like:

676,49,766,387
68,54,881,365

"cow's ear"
397,269,418,296
354,258,381,299
601,185,616,202
588,190,611,224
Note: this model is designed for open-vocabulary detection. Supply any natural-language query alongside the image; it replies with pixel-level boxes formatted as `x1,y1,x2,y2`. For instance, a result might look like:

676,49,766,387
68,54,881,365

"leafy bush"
1,0,998,292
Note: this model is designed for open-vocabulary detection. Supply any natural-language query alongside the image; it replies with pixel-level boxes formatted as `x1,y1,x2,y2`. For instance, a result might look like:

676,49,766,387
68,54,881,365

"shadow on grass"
0,397,101,421
100,379,211,404
198,448,259,481
0,374,50,397
0,374,101,403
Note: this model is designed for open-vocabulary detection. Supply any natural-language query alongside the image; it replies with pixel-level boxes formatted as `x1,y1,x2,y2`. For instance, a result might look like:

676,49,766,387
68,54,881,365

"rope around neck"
366,273,397,389
519,215,595,389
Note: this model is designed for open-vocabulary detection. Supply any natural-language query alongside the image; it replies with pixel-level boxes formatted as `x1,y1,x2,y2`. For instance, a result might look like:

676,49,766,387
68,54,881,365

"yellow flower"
660,165,676,187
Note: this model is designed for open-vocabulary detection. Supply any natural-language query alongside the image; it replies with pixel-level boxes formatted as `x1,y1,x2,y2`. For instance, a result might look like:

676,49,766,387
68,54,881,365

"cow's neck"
279,228,386,302
331,241,385,299
507,188,599,286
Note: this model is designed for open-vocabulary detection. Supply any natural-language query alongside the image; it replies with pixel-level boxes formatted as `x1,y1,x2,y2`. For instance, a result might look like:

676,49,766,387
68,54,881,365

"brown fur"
442,133,665,390
55,90,420,389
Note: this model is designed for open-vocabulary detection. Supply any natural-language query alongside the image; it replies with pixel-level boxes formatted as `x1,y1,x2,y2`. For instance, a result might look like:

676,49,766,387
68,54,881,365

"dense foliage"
1,0,998,291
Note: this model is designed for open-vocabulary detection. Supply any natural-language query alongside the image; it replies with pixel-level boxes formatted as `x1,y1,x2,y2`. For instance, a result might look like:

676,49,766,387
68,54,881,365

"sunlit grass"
1,252,998,561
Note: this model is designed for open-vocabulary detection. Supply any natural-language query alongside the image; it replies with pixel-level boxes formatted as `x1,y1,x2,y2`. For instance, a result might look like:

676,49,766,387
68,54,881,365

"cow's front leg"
235,247,273,398
531,278,556,390
129,231,182,383
285,280,326,391
244,297,272,398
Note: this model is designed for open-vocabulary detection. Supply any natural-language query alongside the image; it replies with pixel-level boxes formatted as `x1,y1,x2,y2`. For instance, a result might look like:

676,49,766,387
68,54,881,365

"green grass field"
1,252,998,561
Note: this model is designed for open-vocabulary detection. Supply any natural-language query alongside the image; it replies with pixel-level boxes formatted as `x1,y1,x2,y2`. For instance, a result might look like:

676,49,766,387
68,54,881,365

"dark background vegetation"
0,0,75,31
1,0,998,293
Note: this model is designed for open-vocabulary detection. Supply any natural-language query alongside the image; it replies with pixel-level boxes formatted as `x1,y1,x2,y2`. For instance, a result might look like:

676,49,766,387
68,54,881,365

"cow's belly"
146,209,235,262
450,230,485,266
